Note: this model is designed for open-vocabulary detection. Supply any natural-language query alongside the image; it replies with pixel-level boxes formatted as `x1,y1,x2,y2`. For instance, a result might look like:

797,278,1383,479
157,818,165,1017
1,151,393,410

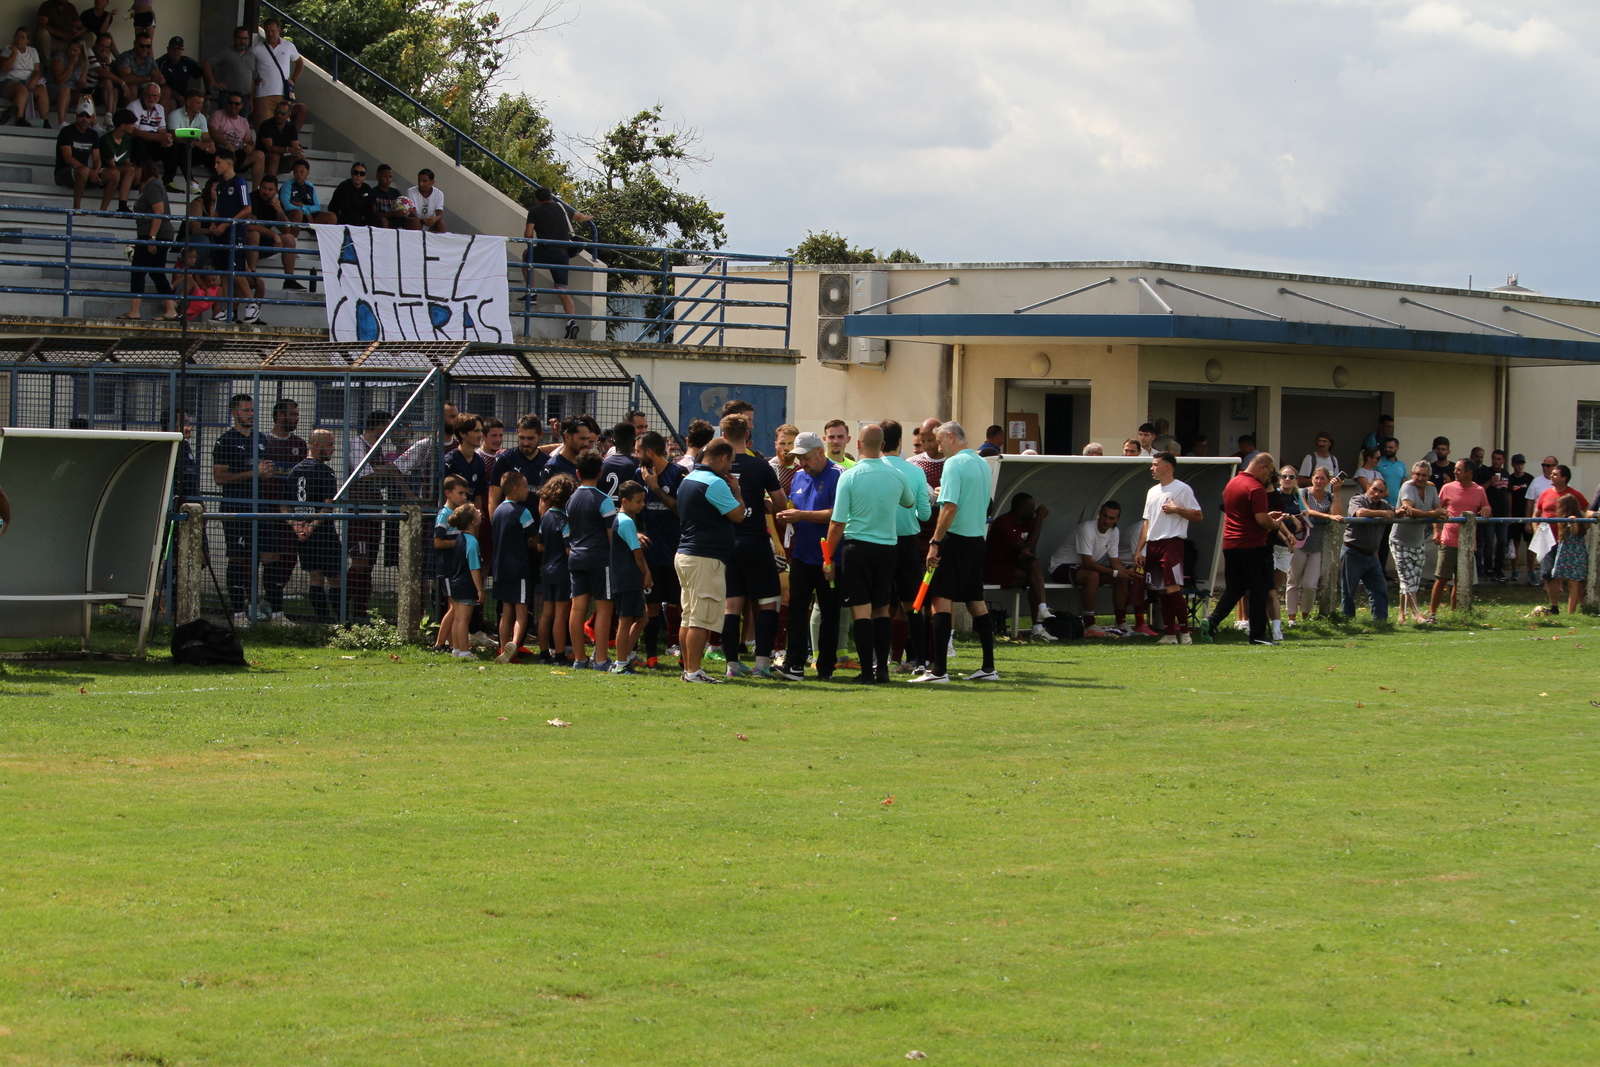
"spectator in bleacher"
127,78,169,171
85,31,120,115
255,98,300,179
245,173,293,302
2,27,50,126
524,185,591,340
79,0,114,47
182,267,219,320
34,0,82,60
369,164,410,228
328,161,374,227
95,105,135,209
405,168,446,232
46,36,87,126
249,18,304,127
284,156,332,225
203,27,255,114
112,32,158,103
53,101,100,206
977,424,1004,457
207,90,260,178
983,492,1057,641
163,85,210,192
120,156,177,320
206,147,257,322
154,35,196,109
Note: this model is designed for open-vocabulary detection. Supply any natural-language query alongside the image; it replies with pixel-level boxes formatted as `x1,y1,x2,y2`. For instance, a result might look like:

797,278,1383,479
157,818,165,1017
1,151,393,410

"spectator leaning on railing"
1429,458,1490,618
1530,464,1587,615
1391,461,1442,625
1341,476,1392,623
1285,464,1340,624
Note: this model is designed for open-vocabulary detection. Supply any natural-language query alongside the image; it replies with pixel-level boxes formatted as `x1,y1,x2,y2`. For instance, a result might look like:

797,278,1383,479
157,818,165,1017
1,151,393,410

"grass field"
3,598,1599,1065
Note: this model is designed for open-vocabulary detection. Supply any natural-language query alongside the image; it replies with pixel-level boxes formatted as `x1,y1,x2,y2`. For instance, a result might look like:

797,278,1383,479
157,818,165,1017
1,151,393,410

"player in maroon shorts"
1132,451,1204,644
261,398,308,623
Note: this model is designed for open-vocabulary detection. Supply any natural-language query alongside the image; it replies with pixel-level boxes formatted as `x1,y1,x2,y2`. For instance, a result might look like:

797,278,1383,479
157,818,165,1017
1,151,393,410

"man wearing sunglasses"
207,92,265,182
113,34,161,104
255,100,303,181
328,161,375,227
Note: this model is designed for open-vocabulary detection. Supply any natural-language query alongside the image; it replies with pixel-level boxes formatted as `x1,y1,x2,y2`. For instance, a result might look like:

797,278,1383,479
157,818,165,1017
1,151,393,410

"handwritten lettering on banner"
312,225,513,342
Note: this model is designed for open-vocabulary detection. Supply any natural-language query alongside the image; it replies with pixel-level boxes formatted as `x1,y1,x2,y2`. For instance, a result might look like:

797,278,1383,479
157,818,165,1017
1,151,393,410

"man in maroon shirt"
1198,452,1286,645
984,492,1055,634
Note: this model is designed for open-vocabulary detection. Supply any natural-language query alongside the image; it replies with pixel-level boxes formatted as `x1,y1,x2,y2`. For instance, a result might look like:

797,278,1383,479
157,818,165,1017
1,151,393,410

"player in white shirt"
405,168,446,232
1132,450,1204,643
1048,500,1134,637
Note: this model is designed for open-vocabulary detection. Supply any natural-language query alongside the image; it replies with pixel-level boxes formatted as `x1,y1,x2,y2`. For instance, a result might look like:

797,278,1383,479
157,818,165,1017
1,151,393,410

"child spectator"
535,474,575,664
430,474,469,650
1551,494,1589,616
405,168,445,232
182,270,219,320
491,470,537,664
369,164,406,228
608,481,651,673
566,449,615,672
441,503,483,658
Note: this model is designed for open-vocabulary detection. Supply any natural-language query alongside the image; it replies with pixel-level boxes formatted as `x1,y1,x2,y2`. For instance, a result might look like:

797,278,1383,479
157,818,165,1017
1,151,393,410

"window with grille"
1579,402,1600,447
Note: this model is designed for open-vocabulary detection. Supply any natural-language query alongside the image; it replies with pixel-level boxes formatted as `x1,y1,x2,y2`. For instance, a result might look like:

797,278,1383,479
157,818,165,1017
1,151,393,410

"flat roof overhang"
842,313,1600,368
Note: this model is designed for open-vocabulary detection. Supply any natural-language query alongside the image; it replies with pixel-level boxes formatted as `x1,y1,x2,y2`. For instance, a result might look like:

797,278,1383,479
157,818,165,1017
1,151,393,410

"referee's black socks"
872,616,892,682
906,611,926,668
722,614,743,663
852,618,874,680
974,611,996,672
931,611,953,677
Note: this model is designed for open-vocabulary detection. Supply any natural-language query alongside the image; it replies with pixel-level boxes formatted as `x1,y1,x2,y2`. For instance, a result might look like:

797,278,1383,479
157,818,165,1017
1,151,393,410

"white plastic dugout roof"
0,428,181,656
991,455,1242,593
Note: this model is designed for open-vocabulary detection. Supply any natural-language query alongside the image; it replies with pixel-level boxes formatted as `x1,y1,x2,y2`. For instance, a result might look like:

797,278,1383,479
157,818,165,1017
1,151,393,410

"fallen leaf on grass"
1378,685,1393,691
550,669,568,676
1356,702,1366,708
1540,692,1549,697
79,686,86,694
735,733,749,741
498,716,509,721
882,795,896,805
1589,700,1600,707
547,718,571,727
906,1053,928,1061
389,654,402,662
340,655,355,660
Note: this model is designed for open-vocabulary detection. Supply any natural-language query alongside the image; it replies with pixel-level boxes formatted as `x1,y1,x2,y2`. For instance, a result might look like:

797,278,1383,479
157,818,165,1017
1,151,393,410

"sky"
502,1,1600,297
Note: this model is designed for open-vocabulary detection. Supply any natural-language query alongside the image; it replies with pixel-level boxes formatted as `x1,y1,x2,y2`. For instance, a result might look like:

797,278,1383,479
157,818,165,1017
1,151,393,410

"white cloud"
498,0,1600,295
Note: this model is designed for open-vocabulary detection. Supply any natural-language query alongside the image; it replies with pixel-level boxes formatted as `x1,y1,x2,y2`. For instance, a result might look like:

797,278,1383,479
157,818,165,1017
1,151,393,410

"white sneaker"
947,636,956,656
1030,623,1059,642
1083,624,1111,638
469,631,497,649
1179,632,1193,645
212,307,229,321
1158,634,1179,645
965,668,1001,682
270,611,293,626
495,645,517,664
187,179,202,195
1271,621,1283,641
682,668,723,684
450,649,475,659
1035,603,1055,621
1232,620,1249,631
231,611,251,628
1283,618,1296,628
909,670,949,684
240,302,261,324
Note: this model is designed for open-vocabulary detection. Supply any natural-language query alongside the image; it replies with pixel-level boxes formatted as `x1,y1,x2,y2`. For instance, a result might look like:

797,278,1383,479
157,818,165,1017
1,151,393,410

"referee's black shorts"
840,539,895,609
928,531,985,604
725,535,781,602
893,533,924,605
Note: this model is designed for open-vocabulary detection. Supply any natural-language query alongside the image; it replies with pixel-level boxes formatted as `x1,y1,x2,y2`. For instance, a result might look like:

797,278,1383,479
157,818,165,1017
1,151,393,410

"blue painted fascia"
840,313,1600,364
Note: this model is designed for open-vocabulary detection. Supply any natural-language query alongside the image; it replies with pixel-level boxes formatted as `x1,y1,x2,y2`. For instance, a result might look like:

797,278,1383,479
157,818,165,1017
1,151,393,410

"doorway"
1003,378,1090,455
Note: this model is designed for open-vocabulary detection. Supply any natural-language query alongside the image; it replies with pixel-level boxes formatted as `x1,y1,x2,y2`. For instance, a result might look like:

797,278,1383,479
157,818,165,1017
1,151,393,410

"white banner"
313,225,513,343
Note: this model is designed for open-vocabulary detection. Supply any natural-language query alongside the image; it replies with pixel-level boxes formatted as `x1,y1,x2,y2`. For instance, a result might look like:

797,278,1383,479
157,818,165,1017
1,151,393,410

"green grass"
2,598,1599,1065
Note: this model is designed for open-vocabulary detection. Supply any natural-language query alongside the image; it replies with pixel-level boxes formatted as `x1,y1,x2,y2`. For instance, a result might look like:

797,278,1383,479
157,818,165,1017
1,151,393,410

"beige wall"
15,0,202,51
1509,365,1600,496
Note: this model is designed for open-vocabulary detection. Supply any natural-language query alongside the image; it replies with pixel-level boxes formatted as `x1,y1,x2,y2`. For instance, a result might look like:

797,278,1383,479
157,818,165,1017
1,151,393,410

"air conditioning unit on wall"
851,271,887,367
817,272,850,364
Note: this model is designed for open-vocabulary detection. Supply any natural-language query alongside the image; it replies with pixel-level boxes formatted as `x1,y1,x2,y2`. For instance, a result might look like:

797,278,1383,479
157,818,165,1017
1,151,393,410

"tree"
571,106,727,256
788,230,920,264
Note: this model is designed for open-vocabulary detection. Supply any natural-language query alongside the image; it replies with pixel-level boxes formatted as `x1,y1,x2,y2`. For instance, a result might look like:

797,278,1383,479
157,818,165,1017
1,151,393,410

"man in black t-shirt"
1480,448,1511,581
522,185,592,338
255,103,302,177
156,37,203,109
1506,453,1535,584
328,161,375,227
718,414,787,678
54,110,102,208
211,392,273,621
1425,436,1453,489
290,429,341,621
246,175,296,301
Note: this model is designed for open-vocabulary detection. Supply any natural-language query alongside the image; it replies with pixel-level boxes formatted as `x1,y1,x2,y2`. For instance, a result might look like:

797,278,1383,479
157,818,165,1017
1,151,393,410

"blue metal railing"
0,203,794,343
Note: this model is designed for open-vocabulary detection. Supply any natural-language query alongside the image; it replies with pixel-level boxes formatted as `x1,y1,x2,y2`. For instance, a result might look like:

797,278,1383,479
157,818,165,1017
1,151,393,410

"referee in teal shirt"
825,423,915,684
912,420,1000,684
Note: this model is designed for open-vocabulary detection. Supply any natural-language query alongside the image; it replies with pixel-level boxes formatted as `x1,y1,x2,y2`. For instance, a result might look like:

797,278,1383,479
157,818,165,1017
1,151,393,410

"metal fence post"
396,503,422,643
174,503,205,623
1456,515,1476,612
63,211,74,316
1316,520,1341,617
1586,521,1600,609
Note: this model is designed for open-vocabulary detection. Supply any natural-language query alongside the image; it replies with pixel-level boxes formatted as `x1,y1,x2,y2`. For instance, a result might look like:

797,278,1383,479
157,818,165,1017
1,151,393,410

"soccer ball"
394,196,416,217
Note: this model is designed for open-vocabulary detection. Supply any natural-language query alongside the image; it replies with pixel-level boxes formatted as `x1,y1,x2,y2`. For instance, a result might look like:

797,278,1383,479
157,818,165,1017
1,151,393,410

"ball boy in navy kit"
566,450,616,670
492,470,538,664
608,481,653,673
442,504,484,658
535,474,575,665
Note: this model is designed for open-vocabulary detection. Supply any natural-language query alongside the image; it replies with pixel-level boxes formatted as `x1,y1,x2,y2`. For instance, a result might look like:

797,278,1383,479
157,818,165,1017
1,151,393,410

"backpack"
1039,614,1084,640
171,618,247,667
